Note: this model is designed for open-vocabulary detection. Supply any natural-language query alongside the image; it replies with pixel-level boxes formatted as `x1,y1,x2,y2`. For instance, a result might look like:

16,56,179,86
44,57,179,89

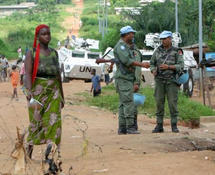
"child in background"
10,65,19,100
20,59,25,86
103,63,110,85
90,69,101,97
17,46,22,59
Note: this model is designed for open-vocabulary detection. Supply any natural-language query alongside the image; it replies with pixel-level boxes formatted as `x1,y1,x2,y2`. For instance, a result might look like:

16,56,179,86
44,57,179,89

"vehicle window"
142,55,152,61
108,51,114,57
88,53,100,59
72,52,85,58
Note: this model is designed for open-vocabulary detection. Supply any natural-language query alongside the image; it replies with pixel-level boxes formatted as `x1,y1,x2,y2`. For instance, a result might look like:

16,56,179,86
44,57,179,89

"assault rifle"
95,48,130,75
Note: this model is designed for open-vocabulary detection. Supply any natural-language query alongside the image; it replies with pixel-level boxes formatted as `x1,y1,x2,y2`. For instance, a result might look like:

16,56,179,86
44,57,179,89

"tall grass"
80,84,215,121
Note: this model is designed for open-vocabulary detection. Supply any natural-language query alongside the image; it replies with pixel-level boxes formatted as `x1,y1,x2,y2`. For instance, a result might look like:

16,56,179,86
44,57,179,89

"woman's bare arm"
24,50,33,99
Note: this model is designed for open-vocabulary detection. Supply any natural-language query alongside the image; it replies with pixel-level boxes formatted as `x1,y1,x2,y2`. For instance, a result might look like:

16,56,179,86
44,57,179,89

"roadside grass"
79,0,101,40
78,84,215,121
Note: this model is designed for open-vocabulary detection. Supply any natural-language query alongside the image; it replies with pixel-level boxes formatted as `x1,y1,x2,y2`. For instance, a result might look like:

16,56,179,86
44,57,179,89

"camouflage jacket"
150,45,184,80
114,39,136,81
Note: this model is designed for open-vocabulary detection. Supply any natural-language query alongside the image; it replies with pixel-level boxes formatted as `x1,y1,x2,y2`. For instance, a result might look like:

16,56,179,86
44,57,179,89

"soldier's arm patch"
120,45,125,50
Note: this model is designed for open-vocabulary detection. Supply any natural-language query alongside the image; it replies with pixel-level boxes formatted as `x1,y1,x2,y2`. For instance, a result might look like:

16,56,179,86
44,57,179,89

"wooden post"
11,127,26,175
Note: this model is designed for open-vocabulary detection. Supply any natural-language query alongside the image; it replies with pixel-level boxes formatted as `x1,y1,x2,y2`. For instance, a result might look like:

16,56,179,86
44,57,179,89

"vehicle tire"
61,64,70,83
109,77,113,83
183,68,194,97
84,79,91,83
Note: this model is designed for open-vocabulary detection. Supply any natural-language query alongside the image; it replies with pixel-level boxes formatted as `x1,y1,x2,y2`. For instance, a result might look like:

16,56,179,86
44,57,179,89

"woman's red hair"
32,24,50,84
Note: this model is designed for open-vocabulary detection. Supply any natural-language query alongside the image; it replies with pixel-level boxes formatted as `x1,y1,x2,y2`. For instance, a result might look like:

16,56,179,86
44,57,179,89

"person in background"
57,40,61,49
0,55,9,81
20,57,26,86
103,63,110,85
10,65,19,100
90,69,101,97
17,46,22,59
64,35,70,48
25,46,29,55
24,24,64,174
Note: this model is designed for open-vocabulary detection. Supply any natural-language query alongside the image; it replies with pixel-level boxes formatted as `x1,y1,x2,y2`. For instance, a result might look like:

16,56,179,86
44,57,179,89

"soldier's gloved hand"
159,64,169,70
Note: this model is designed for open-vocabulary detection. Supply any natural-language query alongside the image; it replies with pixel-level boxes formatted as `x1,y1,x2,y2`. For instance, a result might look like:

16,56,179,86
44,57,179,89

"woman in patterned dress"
25,24,64,164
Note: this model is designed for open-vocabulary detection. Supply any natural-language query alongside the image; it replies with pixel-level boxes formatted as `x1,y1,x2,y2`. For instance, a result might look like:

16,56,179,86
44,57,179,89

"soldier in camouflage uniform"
114,26,150,134
150,31,184,133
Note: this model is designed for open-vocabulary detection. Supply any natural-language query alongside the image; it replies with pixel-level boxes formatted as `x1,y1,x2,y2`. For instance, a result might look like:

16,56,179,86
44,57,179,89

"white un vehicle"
58,47,103,82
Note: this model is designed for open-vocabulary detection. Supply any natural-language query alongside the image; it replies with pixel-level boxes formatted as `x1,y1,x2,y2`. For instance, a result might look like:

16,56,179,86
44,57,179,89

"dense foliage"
129,0,215,49
109,0,139,7
80,0,139,52
0,0,70,5
0,0,70,58
80,0,215,52
79,0,101,40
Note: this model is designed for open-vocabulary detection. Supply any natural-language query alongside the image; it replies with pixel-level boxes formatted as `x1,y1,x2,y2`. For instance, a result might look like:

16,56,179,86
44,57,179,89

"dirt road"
0,80,215,175
61,0,83,38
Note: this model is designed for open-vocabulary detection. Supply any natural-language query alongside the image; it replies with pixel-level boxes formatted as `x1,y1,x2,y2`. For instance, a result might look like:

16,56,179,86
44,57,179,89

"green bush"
0,0,25,5
79,25,101,40
99,29,120,52
110,0,139,7
58,0,71,4
0,39,8,56
8,29,34,48
81,16,98,26
82,5,98,15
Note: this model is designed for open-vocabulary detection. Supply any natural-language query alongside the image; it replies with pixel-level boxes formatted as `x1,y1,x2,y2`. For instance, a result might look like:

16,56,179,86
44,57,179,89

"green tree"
37,0,57,13
125,0,215,49
100,29,120,52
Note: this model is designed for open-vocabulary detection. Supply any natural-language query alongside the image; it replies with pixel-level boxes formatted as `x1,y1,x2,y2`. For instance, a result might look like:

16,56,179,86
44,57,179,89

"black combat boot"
118,126,127,135
171,123,179,133
152,123,164,133
127,126,140,134
134,114,138,131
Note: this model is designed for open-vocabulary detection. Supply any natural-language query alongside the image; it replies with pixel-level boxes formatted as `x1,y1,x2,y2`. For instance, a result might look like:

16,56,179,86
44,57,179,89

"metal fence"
192,67,215,109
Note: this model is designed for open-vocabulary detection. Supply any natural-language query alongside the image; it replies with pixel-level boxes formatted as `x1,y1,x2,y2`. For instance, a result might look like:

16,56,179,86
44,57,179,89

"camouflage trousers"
154,79,179,125
115,78,135,129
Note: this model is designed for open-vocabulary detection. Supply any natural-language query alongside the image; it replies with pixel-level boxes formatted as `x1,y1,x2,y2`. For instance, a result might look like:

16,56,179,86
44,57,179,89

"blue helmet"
159,31,172,39
133,93,146,106
176,72,189,84
120,26,136,35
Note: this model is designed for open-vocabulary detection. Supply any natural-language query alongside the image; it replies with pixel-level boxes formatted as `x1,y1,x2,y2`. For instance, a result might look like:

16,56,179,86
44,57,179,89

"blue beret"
159,31,172,39
120,26,136,35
